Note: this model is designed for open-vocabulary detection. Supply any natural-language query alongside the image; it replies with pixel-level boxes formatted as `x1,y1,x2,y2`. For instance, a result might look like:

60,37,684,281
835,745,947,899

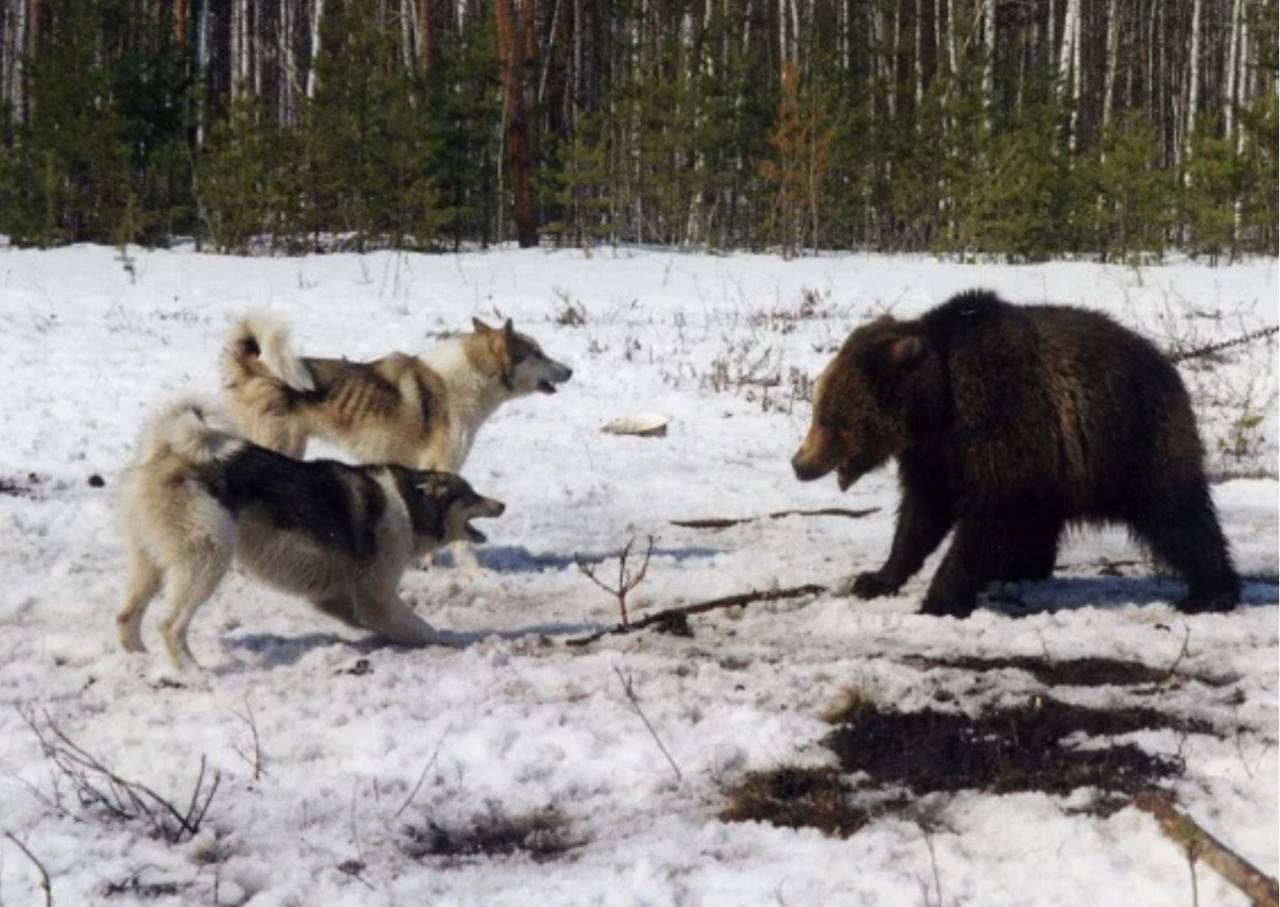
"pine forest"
0,0,1275,260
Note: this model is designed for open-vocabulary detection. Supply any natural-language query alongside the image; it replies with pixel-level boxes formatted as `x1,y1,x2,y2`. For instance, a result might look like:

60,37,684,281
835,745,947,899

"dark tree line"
0,0,1275,260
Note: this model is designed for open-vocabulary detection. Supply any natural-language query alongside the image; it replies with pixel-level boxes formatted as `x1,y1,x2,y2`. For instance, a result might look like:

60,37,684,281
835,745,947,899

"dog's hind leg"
159,546,231,671
310,590,362,628
355,591,464,648
117,547,162,653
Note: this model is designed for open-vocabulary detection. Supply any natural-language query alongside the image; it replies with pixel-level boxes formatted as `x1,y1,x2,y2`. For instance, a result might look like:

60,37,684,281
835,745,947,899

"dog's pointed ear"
884,334,925,367
485,321,515,387
472,317,493,335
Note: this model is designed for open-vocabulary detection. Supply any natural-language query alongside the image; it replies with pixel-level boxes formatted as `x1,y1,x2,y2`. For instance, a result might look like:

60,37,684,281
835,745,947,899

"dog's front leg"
355,590,466,648
448,541,483,580
424,540,482,579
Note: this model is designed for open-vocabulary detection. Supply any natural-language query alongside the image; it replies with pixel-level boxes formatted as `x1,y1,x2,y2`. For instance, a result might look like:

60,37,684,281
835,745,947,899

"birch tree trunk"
984,0,996,130
231,0,243,97
1101,0,1120,131
1057,0,1079,149
1224,0,1242,140
197,0,209,144
252,0,262,100
1069,0,1080,147
307,0,323,99
1185,0,1203,158
945,0,956,76
5,0,25,121
1236,7,1249,155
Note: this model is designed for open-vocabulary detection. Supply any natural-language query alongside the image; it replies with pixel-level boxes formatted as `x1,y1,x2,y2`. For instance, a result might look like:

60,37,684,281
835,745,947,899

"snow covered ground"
0,244,1276,906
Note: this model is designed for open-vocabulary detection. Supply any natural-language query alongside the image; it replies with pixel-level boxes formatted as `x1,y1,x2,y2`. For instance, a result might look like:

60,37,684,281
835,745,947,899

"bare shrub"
701,338,782,395
553,289,588,326
574,535,655,629
746,287,833,334
19,707,220,844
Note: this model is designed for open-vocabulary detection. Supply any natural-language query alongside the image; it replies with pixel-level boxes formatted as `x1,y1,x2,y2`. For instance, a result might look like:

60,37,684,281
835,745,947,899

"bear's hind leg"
998,515,1063,583
1130,480,1239,614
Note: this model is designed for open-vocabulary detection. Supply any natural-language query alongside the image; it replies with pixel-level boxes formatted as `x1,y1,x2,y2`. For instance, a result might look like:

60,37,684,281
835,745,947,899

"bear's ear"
885,335,925,367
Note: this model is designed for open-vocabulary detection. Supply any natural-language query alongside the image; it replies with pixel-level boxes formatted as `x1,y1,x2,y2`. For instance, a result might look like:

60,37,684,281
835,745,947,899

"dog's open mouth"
463,496,505,543
537,380,558,394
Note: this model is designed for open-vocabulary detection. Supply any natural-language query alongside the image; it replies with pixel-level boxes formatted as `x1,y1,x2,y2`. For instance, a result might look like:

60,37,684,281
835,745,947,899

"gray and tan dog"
220,314,571,573
116,400,505,671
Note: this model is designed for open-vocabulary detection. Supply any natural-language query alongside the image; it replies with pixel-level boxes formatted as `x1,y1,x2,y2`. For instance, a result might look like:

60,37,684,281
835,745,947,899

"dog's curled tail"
135,398,242,466
223,312,315,393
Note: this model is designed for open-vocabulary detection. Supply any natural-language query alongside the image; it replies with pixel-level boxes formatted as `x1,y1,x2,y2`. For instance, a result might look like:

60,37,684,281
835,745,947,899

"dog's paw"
846,571,897,600
117,633,147,654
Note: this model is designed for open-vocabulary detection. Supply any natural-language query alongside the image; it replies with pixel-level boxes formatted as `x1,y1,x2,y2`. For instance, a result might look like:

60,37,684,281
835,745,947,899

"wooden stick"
613,666,682,783
566,583,828,647
671,507,878,530
1134,791,1279,907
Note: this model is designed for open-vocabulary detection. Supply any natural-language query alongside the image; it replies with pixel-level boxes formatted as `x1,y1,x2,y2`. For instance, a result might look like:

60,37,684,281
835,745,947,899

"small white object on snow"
601,413,671,437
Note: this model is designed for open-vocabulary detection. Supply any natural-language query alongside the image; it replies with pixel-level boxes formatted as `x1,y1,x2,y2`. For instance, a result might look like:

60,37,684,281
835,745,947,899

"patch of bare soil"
825,696,1203,803
724,658,1224,837
899,654,1235,688
402,807,575,864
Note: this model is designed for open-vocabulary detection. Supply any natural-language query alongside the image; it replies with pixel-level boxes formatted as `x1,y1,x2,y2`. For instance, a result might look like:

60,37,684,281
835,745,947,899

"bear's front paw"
849,571,897,600
1174,591,1236,614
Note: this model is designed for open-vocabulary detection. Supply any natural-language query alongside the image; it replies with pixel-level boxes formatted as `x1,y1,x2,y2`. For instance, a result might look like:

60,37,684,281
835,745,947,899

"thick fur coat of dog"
116,400,505,670
792,290,1239,618
221,314,572,473
221,314,569,573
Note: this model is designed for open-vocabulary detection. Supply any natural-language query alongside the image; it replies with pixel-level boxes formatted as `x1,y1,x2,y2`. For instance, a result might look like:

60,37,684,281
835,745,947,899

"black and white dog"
116,400,504,670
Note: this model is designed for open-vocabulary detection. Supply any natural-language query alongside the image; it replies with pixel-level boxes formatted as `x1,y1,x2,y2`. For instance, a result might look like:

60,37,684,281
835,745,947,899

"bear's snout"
792,452,823,481
791,431,835,482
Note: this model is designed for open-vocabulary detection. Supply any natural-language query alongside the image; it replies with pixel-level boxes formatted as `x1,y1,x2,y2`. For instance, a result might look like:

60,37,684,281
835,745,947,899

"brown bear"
791,289,1240,617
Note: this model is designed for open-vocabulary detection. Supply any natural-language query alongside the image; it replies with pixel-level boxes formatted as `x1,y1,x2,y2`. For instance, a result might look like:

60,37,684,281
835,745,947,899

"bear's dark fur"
791,290,1240,617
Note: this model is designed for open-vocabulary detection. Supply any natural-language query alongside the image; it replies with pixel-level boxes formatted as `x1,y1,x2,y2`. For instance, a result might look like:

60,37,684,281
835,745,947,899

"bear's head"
791,315,941,491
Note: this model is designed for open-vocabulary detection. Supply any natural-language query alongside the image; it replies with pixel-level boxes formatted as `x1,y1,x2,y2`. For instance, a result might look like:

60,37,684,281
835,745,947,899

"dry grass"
721,766,867,838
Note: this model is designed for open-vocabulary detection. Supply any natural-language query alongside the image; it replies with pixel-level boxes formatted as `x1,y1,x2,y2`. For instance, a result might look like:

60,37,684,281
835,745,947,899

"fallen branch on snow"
1134,790,1279,907
1168,325,1279,364
670,507,879,530
565,583,828,647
